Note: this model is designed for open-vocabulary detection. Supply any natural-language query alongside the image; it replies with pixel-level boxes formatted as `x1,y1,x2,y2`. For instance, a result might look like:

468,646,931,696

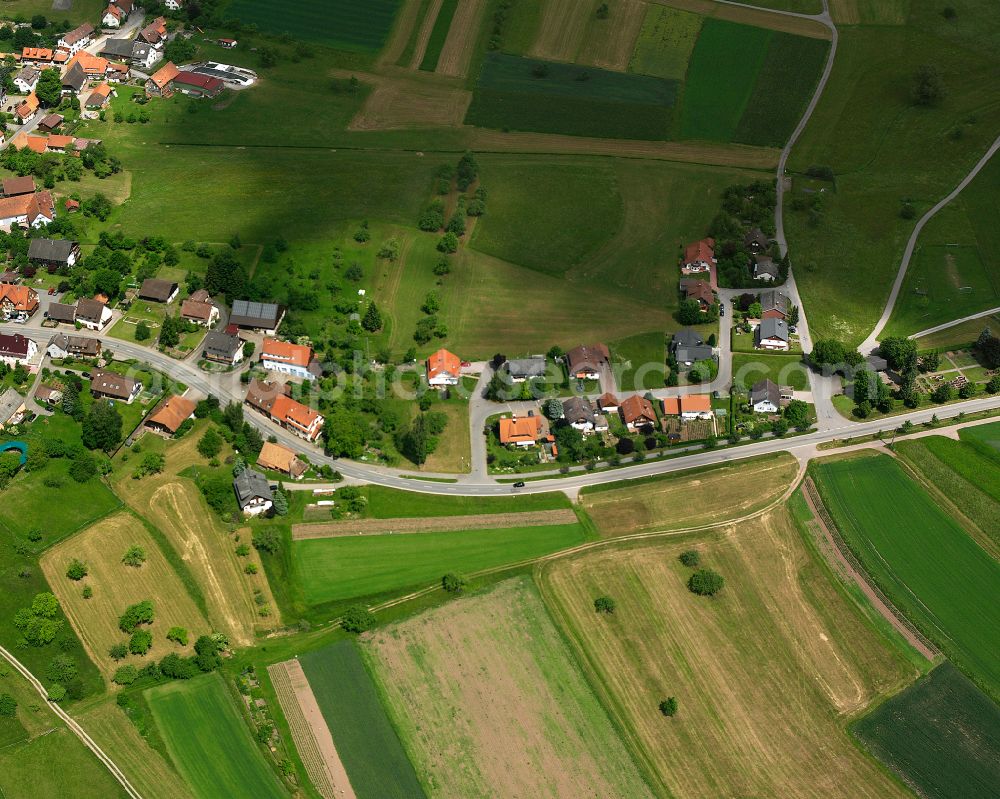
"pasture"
226,0,401,51
365,577,654,798
913,312,1000,350
299,642,424,799
611,331,667,390
787,15,1000,342
813,454,1000,699
465,53,677,140
732,352,810,390
362,484,570,517
893,434,1000,546
629,5,703,80
113,430,277,647
292,522,585,605
852,663,1000,799
147,674,286,799
540,509,914,799
680,19,772,141
40,512,209,681
580,452,800,537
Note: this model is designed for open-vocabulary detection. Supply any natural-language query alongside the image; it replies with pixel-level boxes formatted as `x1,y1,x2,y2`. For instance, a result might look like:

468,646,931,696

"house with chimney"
619,394,657,430
681,237,715,275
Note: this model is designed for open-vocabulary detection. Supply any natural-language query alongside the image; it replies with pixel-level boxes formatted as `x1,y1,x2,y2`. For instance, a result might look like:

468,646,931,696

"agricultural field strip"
267,660,353,799
291,509,578,539
434,0,488,77
409,0,445,69
0,645,142,799
648,0,832,38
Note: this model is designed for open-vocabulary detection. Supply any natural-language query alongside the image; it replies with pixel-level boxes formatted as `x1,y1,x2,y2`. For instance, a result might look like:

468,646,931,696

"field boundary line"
292,509,578,539
801,478,937,660
0,645,144,799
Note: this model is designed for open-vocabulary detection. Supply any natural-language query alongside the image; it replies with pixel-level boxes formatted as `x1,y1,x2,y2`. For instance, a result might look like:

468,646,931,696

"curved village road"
858,132,1000,355
10,324,1000,496
0,646,144,799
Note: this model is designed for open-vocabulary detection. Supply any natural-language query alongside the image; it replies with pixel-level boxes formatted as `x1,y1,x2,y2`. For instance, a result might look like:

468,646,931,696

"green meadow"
814,454,1000,699
226,0,400,50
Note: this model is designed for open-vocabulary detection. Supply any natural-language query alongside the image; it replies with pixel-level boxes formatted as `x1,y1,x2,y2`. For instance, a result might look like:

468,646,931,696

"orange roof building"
68,51,109,76
260,337,315,379
426,348,461,386
147,61,179,96
85,83,113,108
14,93,39,121
11,133,46,154
661,394,713,419
256,441,306,478
499,415,542,447
45,135,75,151
620,394,657,429
682,237,716,271
145,394,196,435
0,191,55,228
270,394,324,442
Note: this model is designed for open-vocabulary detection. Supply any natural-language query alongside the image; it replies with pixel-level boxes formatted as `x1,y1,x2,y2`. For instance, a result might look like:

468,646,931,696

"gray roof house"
233,469,273,516
203,330,244,364
61,62,87,94
759,289,789,318
749,379,781,413
502,357,546,381
755,317,790,349
0,387,26,428
672,329,714,365
229,300,284,332
754,256,780,281
100,37,137,59
561,396,595,430
45,301,77,324
138,278,178,303
28,238,79,268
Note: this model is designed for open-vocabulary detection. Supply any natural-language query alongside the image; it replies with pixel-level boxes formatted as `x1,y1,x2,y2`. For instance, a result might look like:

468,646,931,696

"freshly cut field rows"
541,511,914,799
418,0,456,71
581,452,799,536
853,663,1000,799
40,511,208,680
147,674,286,799
299,642,424,799
366,578,654,799
292,508,577,538
434,0,487,77
529,0,595,62
268,660,352,799
814,454,1000,699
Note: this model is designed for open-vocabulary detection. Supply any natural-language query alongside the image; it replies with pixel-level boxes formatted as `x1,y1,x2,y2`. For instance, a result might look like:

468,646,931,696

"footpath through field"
292,508,578,539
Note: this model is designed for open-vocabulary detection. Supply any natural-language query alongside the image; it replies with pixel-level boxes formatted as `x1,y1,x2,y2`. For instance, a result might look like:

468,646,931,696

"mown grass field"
580,453,800,537
611,331,667,390
852,662,1000,799
80,697,195,799
112,429,277,648
886,154,1000,337
960,420,1000,458
299,641,424,799
893,433,1000,546
913,312,1000,350
788,6,1000,342
466,53,677,140
539,509,914,799
227,0,400,50
292,522,585,605
630,5,703,80
147,674,286,799
0,728,130,799
732,352,810,390
365,577,654,798
680,19,772,141
813,454,1000,699
40,511,209,681
361,484,571,517
418,0,457,70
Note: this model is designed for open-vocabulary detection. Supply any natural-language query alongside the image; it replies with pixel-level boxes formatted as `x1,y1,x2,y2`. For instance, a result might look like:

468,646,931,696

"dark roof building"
28,238,78,266
230,300,283,331
203,330,243,363
137,278,178,303
45,302,77,323
759,290,790,319
671,329,713,364
233,468,272,511
565,344,609,378
89,368,137,401
502,357,547,380
2,176,36,197
173,71,223,97
99,38,135,59
0,333,32,358
75,298,108,326
750,379,781,409
61,62,87,93
562,396,595,427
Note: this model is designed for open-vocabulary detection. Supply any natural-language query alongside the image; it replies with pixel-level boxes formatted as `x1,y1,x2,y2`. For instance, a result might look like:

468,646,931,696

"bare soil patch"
365,578,654,799
40,511,209,681
540,510,916,799
581,453,800,537
579,0,647,71
268,660,355,799
292,508,577,539
650,0,832,38
349,79,471,130
530,0,595,62
435,0,488,77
